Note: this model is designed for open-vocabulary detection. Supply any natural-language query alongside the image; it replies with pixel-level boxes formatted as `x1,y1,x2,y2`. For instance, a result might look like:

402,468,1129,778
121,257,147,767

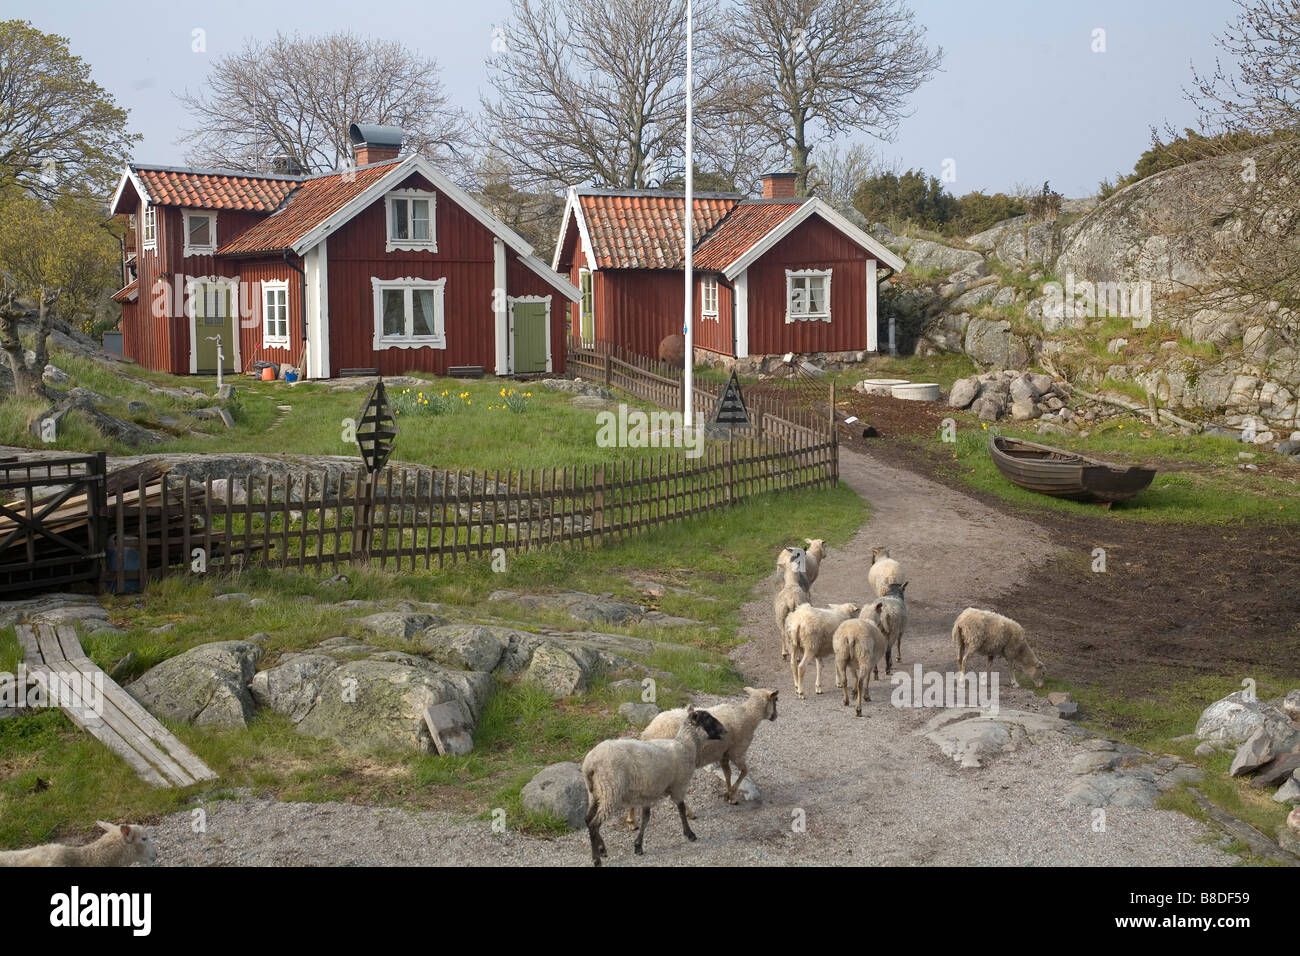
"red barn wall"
230,258,306,372
744,217,873,355
691,276,733,356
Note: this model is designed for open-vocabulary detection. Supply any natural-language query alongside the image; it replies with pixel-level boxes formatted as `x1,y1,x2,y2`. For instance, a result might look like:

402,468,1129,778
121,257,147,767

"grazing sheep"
0,822,157,867
778,539,826,588
773,570,811,660
951,607,1046,688
867,582,908,678
582,705,726,866
833,604,890,716
785,602,862,698
868,547,906,597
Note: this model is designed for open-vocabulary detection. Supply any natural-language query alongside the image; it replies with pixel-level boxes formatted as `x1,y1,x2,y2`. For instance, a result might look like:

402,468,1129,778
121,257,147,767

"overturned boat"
989,436,1156,503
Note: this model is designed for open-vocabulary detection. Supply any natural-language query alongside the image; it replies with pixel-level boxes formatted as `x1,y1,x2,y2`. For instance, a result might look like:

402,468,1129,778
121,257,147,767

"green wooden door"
194,283,235,373
512,300,549,373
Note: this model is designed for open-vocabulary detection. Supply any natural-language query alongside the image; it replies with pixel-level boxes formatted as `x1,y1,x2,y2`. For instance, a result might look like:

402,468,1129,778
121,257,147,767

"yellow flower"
500,388,506,397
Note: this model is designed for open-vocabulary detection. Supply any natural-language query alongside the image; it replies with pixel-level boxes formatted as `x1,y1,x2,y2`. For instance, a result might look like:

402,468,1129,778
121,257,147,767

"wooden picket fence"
2,352,837,593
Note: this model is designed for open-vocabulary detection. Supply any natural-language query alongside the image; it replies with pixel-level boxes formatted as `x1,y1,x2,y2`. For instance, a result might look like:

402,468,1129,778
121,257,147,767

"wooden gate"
0,453,108,594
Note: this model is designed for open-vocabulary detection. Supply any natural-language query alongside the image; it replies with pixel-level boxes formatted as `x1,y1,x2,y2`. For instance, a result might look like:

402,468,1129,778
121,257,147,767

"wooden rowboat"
988,436,1155,503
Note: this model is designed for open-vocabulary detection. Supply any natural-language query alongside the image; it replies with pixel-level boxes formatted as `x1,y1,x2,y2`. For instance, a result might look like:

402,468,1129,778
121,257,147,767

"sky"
6,0,1237,198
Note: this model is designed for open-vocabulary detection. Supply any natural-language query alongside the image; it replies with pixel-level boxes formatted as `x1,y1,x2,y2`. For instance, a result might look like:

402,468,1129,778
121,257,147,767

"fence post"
604,353,612,387
593,466,605,538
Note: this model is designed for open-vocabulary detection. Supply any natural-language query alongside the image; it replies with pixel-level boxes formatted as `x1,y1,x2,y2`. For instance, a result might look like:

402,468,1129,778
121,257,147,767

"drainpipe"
283,250,308,379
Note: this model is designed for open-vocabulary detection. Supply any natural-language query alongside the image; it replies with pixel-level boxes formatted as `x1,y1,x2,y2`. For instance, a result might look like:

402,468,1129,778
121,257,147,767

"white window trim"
508,294,553,374
577,267,594,346
785,268,832,323
141,204,156,252
385,189,438,253
184,275,242,375
371,276,446,350
700,275,719,318
262,279,290,350
182,209,217,257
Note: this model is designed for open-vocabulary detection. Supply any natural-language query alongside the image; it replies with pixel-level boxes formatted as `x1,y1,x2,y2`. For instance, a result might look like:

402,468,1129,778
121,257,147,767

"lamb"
868,547,906,597
777,538,826,588
785,601,862,698
867,581,907,678
773,567,811,660
951,607,1046,688
832,603,890,716
0,821,157,867
582,705,726,866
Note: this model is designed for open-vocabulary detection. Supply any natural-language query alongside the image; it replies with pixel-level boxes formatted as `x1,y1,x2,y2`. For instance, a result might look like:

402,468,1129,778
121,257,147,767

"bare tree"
720,0,941,196
177,31,470,174
0,19,137,200
467,150,566,258
807,140,886,208
481,0,724,189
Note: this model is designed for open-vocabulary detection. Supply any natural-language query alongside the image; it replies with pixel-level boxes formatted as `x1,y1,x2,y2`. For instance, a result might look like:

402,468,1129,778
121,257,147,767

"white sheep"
777,538,826,588
868,547,906,597
773,570,810,661
833,604,890,716
867,581,907,678
582,705,726,866
785,601,862,699
0,821,157,867
636,687,779,811
951,607,1046,688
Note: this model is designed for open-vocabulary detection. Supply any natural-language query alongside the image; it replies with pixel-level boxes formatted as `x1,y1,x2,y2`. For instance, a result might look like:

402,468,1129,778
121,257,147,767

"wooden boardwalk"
15,623,217,788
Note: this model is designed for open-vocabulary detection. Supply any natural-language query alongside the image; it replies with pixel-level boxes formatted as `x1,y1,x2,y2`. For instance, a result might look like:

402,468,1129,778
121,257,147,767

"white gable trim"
720,198,907,280
552,187,596,275
109,168,151,216
288,156,579,302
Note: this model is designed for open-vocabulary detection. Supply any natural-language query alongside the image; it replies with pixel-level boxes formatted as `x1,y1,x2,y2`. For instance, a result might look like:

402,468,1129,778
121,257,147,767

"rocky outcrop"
127,641,262,729
521,762,589,829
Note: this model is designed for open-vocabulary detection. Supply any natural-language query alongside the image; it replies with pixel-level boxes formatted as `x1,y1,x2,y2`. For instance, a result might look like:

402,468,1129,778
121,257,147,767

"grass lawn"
0,471,866,846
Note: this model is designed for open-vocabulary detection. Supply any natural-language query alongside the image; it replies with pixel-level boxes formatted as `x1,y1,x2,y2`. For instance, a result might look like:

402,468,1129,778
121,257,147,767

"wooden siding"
744,217,874,355
691,276,733,356
233,259,305,371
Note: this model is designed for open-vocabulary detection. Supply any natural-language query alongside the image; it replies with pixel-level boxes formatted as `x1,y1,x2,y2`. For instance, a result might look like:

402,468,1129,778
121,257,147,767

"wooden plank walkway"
15,623,218,788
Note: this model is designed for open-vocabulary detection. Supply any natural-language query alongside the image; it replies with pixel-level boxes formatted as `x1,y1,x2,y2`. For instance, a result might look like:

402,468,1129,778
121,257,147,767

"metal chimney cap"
348,123,404,148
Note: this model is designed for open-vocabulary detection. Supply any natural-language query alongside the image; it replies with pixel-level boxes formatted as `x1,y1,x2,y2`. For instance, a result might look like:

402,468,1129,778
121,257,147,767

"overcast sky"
9,0,1234,198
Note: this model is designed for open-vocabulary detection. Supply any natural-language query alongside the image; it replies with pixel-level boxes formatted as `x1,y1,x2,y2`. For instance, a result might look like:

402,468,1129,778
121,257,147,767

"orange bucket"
261,366,276,381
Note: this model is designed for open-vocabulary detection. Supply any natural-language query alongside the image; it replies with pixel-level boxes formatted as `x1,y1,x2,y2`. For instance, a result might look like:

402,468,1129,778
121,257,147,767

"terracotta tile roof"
111,279,138,303
578,191,740,269
692,200,806,271
132,165,299,211
216,161,402,256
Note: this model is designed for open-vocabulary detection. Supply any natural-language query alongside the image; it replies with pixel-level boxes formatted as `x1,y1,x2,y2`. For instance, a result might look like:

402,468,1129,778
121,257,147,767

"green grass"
0,478,866,845
928,421,1300,524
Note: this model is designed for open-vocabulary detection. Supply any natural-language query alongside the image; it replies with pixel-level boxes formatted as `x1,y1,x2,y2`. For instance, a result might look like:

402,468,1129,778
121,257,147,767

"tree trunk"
0,290,52,400
791,117,812,197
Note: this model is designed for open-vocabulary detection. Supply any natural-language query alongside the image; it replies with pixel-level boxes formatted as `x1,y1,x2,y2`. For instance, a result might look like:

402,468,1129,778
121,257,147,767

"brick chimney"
761,171,797,199
348,123,404,166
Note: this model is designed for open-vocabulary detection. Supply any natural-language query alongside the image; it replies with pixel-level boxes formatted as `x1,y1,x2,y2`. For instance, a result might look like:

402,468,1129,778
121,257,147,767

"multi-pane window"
371,277,446,348
142,205,156,249
386,192,436,251
578,268,594,345
786,269,831,322
263,281,289,348
701,276,719,318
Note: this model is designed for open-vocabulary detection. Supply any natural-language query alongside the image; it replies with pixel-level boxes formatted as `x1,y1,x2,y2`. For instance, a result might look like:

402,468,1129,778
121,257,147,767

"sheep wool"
786,602,862,698
0,822,157,867
833,610,889,716
773,579,810,660
868,547,906,597
951,607,1046,688
867,582,908,677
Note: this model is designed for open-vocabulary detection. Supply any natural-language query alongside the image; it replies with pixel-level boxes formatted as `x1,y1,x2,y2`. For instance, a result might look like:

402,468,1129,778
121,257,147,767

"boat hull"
989,437,1155,503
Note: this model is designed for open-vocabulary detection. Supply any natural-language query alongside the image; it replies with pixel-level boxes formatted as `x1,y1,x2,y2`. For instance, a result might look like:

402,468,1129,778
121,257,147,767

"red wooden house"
552,172,906,363
109,124,579,379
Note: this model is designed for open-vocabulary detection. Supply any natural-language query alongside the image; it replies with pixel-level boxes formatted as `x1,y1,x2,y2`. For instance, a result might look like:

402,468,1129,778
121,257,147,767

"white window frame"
141,204,156,251
262,279,290,350
785,268,832,323
182,209,217,257
371,276,446,349
700,275,719,319
577,267,594,345
385,189,437,253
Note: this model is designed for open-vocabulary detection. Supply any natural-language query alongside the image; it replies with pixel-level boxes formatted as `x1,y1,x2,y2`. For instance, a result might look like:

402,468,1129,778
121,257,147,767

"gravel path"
153,448,1231,867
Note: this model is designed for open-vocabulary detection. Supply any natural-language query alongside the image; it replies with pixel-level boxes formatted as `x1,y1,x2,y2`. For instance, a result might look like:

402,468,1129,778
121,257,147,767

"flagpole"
683,0,694,429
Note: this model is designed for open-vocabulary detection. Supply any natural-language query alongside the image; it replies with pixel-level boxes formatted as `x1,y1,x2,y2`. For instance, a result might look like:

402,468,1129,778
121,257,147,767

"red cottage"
109,124,579,379
552,172,907,365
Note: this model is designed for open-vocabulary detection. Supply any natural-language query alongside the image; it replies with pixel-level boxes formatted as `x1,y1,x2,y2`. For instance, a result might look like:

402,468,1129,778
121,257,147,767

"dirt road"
153,447,1230,866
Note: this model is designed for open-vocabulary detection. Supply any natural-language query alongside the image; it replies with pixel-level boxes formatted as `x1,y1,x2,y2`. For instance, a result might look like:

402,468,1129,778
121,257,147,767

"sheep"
785,601,862,699
951,607,1046,688
833,603,890,716
868,547,906,597
773,568,811,660
777,538,826,588
867,581,908,678
582,705,726,866
0,821,157,867
631,687,779,823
